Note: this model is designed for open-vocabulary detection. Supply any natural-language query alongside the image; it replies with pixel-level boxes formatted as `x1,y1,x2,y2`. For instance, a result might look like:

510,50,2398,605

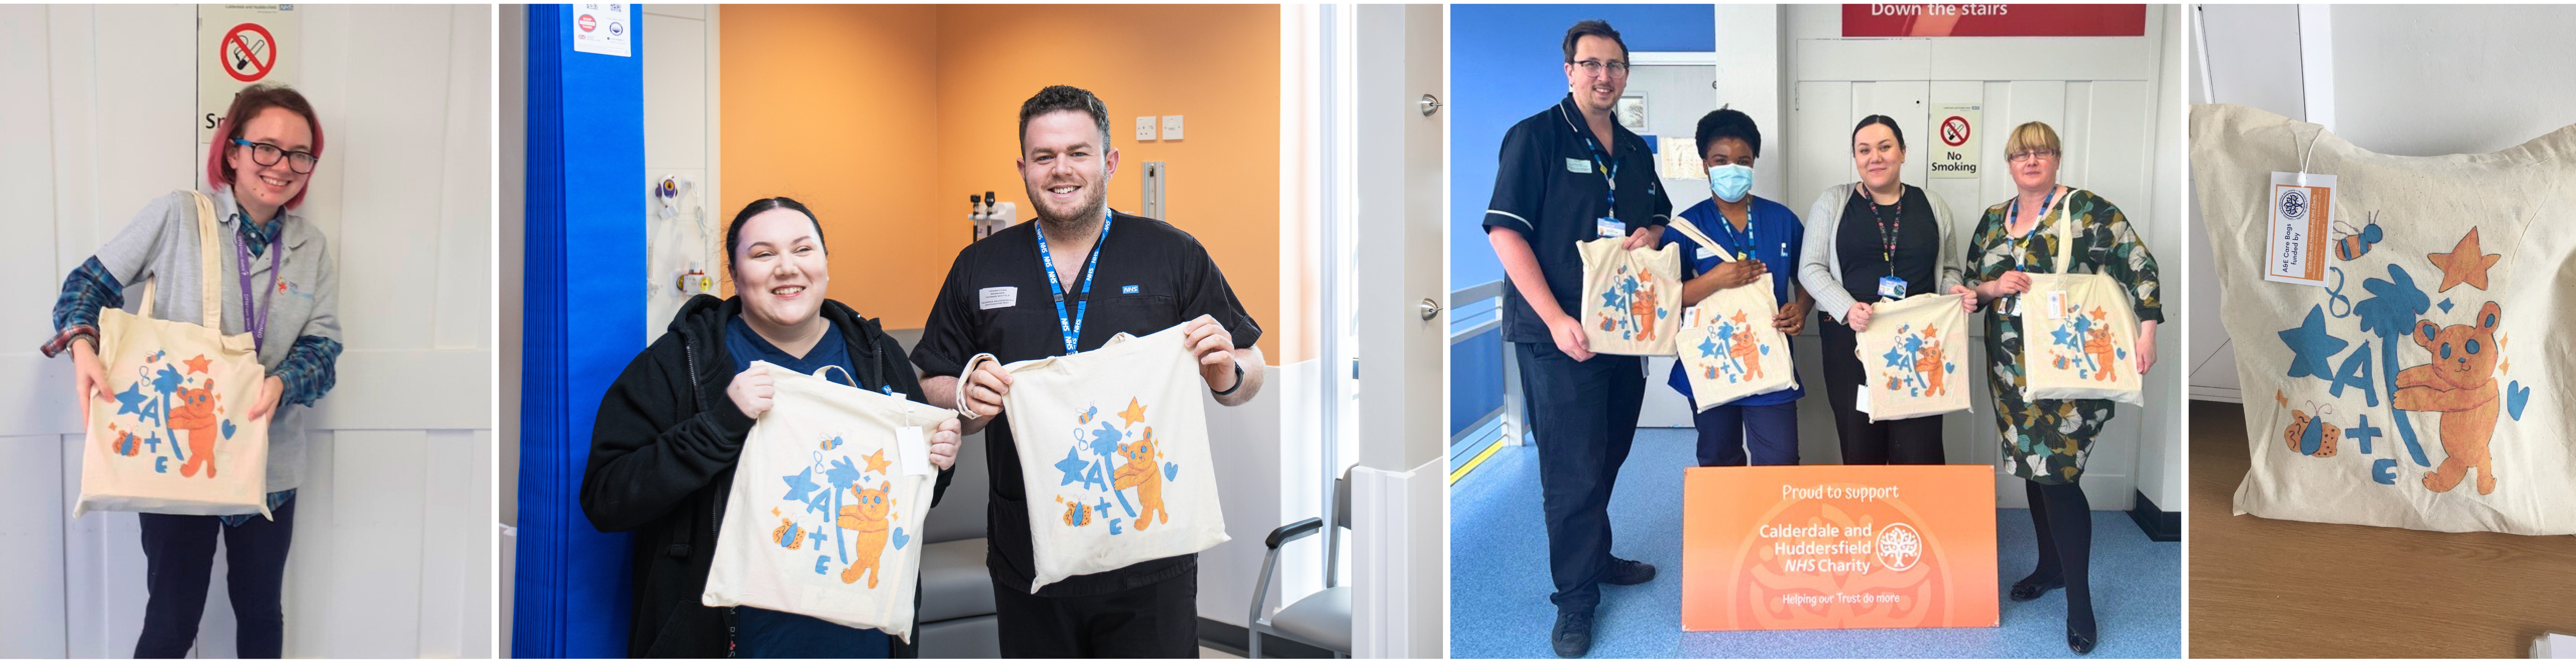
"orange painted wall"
722,4,1282,360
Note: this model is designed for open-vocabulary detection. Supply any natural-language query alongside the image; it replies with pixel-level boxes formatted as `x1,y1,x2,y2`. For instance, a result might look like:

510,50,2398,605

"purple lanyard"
235,225,281,351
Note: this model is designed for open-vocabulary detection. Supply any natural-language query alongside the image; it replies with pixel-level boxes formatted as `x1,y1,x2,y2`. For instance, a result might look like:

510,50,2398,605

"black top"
911,210,1262,597
1834,184,1942,303
583,295,947,658
1481,94,1674,344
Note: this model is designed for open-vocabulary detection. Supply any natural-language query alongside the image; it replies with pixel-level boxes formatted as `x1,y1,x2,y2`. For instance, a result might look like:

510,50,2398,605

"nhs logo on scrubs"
1121,285,1140,294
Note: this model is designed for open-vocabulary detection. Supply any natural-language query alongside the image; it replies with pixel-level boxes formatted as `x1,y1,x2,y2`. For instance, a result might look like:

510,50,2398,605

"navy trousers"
1687,400,1800,467
135,497,295,658
1514,341,1645,610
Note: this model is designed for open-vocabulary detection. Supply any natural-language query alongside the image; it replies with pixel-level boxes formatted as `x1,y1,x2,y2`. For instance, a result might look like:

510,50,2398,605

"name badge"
2265,171,2335,287
1877,276,1908,300
1597,217,1624,238
978,286,1018,310
1566,158,1594,174
1695,246,1718,260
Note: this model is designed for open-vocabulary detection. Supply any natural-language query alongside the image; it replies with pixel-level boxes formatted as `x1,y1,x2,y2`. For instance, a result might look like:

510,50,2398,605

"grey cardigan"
1797,183,1966,322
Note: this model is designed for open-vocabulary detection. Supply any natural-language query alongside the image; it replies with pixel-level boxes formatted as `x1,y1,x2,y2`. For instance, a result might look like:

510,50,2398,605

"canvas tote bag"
74,191,272,519
956,323,1228,592
704,361,951,641
1853,293,1971,422
2017,189,2146,405
1576,237,1683,356
2192,104,2575,535
1666,218,1797,409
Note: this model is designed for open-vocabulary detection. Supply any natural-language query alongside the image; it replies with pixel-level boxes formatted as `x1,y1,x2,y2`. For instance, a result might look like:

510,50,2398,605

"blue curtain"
514,3,647,658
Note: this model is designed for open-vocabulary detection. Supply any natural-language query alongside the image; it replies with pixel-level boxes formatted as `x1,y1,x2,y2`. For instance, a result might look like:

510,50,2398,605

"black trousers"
1818,320,1946,464
135,497,296,658
1515,341,1646,610
993,570,1198,658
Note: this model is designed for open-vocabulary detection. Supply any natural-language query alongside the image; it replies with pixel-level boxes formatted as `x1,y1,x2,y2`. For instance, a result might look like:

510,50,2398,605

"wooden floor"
2187,401,2576,658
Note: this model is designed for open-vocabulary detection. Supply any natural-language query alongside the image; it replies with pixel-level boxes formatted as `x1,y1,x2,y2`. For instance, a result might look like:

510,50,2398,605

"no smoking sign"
1928,103,1981,179
221,23,278,83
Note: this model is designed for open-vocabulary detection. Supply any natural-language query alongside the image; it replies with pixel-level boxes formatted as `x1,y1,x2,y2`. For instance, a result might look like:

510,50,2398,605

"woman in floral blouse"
1963,121,2163,655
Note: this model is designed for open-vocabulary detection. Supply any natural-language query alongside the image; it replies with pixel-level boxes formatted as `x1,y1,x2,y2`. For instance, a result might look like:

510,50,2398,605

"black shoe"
2010,575,2063,601
1551,607,1595,658
2067,615,2098,654
1602,557,1657,586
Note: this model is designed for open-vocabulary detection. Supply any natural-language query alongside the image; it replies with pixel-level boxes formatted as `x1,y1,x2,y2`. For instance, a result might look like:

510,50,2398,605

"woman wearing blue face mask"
1658,108,1812,466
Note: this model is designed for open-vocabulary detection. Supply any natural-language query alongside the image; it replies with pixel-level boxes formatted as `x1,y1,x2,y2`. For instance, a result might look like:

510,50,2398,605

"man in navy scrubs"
914,85,1265,658
1481,20,1671,658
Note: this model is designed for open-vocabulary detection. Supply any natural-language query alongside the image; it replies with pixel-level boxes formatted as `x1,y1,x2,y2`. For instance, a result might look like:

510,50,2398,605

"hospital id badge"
1876,276,1908,300
2264,171,2335,287
1596,217,1624,238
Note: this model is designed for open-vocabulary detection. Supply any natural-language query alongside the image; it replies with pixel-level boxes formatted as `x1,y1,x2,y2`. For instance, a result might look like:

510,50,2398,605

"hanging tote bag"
957,323,1228,592
703,361,952,642
1576,237,1683,356
74,191,272,519
2192,104,2575,535
1666,219,1797,409
2016,189,2146,405
1853,293,1971,422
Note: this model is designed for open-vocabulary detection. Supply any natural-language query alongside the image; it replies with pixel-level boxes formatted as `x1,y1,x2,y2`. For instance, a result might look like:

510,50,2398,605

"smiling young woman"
40,83,344,659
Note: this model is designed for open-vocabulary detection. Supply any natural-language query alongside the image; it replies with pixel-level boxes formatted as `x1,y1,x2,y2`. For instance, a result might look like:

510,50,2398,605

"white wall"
0,4,491,658
1782,5,2185,510
2188,4,2576,404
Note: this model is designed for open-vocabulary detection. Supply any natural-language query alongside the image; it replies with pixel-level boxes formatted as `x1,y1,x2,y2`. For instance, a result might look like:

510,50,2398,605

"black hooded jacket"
581,294,953,657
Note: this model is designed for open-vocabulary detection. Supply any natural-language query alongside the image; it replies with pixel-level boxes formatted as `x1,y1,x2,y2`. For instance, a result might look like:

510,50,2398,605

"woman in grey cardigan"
42,84,342,658
1796,115,1978,465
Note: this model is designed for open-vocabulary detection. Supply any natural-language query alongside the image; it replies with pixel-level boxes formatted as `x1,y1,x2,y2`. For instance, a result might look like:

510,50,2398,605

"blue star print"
2276,305,2347,380
115,382,153,418
1056,446,1090,487
781,467,824,512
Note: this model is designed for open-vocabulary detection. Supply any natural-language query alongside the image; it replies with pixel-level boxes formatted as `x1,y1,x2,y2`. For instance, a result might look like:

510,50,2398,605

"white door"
1352,3,1446,657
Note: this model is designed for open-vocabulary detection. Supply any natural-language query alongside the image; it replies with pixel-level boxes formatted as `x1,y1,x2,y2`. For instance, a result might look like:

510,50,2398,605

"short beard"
1032,175,1110,237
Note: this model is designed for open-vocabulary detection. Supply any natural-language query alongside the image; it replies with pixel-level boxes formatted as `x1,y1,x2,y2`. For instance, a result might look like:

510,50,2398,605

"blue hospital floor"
1449,428,2181,659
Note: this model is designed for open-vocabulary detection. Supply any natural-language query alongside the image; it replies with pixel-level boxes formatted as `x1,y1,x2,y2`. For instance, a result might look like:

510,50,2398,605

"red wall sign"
1842,4,2147,37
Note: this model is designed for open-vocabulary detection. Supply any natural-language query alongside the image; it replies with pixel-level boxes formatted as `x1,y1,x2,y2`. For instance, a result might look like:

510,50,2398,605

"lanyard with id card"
1582,129,1626,240
1866,191,1908,300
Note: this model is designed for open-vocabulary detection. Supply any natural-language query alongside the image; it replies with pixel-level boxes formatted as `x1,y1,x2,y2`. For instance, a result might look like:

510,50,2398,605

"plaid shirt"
42,204,341,408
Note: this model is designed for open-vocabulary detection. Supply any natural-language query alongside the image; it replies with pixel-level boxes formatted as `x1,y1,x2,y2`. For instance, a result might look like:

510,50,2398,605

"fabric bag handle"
2046,188,2089,275
139,191,228,329
951,352,998,419
1663,214,1733,263
814,364,857,388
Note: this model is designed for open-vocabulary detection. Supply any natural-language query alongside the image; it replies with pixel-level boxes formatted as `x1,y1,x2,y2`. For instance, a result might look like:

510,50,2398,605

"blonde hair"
2004,121,2061,157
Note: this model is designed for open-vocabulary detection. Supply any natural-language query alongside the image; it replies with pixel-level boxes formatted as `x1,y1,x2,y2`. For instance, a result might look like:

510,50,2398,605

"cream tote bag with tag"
703,361,951,642
2017,189,2146,405
2193,104,2575,535
1667,218,1798,409
1853,293,1971,422
75,191,272,519
1576,237,1683,356
957,323,1228,592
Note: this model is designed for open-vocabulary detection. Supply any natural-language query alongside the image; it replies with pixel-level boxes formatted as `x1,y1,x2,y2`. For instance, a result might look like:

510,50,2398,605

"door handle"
1420,298,1443,321
1419,94,1443,117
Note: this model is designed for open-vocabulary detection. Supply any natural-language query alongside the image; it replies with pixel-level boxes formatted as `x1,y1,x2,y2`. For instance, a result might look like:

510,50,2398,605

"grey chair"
1248,470,1352,658
914,428,998,658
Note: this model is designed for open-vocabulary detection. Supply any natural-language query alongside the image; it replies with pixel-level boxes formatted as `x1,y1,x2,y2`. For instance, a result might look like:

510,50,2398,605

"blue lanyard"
1578,132,1619,216
2008,189,2057,272
234,222,281,352
1033,208,1113,355
1708,207,1758,261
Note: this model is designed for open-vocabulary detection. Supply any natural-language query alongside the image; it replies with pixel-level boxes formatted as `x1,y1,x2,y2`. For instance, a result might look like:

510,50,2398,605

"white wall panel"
3,5,490,658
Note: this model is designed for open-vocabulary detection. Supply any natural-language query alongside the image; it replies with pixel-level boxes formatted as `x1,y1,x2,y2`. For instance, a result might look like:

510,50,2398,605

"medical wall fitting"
970,190,1017,241
1141,162,1167,220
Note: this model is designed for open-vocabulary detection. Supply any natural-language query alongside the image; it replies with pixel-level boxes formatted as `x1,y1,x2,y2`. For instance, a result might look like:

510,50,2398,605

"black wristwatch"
1210,360,1246,396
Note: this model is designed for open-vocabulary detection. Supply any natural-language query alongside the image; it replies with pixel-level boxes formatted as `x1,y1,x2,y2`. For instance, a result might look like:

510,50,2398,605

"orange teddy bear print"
168,379,222,478
836,481,897,587
1915,339,1947,396
1729,317,1763,380
2084,325,2119,382
2395,301,2502,495
1113,427,1168,530
1629,273,1661,342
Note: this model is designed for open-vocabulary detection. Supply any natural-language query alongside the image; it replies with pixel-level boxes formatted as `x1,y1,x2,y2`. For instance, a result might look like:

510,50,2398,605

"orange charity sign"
1680,465,1998,631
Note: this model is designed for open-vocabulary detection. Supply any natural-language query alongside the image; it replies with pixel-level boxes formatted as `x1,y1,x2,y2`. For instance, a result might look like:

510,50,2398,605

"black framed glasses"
2007,149,2059,164
230,138,319,174
1572,59,1630,77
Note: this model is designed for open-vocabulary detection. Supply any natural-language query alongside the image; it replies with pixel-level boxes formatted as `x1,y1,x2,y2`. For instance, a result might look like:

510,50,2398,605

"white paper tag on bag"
2045,291,2068,319
895,426,934,476
2264,171,2335,287
1854,384,1872,415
